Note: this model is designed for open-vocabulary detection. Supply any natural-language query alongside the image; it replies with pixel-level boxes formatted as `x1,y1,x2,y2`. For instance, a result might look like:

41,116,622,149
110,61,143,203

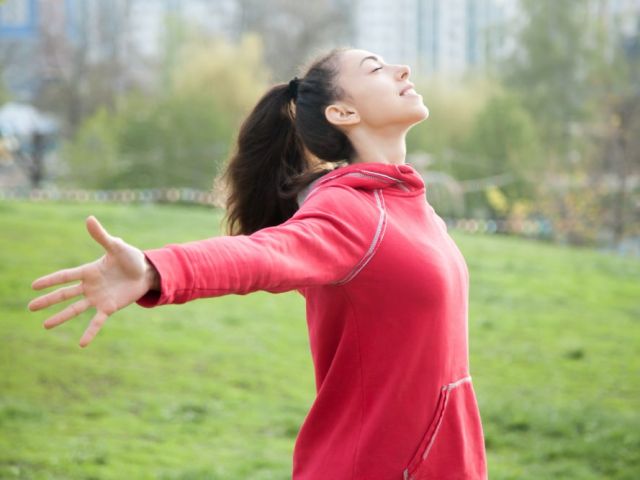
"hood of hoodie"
297,161,426,207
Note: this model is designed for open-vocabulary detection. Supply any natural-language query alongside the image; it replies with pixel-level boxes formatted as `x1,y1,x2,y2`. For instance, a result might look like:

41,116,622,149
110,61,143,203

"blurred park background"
0,0,638,479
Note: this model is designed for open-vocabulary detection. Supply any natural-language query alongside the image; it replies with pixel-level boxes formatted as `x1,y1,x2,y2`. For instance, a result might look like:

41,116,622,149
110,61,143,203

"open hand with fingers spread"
28,215,160,348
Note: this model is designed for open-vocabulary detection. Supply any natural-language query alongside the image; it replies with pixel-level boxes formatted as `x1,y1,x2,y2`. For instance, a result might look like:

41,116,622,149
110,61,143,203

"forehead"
340,49,384,75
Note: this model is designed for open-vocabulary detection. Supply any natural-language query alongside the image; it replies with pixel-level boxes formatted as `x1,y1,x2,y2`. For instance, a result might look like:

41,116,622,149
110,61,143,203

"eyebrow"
359,55,383,67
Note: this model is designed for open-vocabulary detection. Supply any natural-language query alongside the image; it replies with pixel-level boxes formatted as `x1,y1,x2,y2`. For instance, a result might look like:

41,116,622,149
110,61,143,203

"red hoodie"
136,161,488,480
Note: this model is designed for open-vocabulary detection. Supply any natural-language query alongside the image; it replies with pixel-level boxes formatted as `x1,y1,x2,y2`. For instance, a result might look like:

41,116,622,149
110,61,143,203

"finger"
86,216,119,253
28,283,83,311
43,298,91,329
79,310,108,348
32,265,86,290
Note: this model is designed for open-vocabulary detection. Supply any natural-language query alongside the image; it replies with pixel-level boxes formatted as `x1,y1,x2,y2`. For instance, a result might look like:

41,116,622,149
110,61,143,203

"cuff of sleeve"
135,246,189,308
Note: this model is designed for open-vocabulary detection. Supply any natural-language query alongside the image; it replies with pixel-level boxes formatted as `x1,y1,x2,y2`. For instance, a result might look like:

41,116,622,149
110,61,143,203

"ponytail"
220,47,355,236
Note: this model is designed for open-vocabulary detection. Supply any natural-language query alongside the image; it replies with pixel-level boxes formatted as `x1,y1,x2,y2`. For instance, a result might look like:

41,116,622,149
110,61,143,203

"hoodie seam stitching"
355,170,410,191
298,168,417,206
382,189,425,197
333,189,387,286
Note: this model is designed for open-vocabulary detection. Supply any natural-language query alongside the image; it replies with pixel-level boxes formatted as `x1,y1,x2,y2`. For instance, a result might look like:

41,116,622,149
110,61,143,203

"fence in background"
0,186,559,240
0,186,220,206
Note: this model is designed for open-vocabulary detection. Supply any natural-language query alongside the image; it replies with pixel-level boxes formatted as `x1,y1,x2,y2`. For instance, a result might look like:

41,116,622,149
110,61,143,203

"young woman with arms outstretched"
28,47,488,480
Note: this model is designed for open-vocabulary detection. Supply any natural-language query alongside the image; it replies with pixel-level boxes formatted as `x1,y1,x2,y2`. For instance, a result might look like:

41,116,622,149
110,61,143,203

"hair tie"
288,76,300,101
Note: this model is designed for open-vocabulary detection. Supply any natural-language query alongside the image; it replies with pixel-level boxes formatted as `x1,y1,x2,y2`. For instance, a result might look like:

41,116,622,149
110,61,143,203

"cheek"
354,81,394,103
358,101,389,127
355,88,399,119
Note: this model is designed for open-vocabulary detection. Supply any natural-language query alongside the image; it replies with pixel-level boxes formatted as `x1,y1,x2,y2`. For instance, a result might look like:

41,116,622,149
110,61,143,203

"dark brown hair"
219,46,355,235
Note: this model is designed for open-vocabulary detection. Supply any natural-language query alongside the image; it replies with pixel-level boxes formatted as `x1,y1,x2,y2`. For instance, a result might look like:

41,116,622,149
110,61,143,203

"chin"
407,105,430,126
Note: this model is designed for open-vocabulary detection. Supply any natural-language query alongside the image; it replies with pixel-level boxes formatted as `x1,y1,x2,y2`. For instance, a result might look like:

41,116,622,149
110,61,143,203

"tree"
500,0,592,168
234,0,352,80
35,0,135,132
499,0,640,246
63,34,270,190
582,6,640,244
458,90,542,218
406,74,494,170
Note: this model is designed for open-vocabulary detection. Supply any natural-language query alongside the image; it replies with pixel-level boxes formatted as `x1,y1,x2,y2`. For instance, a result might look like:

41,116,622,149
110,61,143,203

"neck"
348,125,408,166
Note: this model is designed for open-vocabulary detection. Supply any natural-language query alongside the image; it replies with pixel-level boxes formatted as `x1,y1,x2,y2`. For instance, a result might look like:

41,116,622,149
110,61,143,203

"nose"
397,64,410,80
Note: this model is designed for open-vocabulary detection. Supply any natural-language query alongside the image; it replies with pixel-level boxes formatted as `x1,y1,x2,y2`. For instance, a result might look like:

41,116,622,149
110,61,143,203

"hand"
28,215,160,348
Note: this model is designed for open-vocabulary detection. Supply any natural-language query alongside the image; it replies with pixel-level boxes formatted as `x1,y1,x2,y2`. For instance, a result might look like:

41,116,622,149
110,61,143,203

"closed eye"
372,66,382,72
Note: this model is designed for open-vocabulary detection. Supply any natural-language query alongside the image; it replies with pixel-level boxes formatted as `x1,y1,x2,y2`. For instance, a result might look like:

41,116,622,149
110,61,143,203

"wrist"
144,258,161,291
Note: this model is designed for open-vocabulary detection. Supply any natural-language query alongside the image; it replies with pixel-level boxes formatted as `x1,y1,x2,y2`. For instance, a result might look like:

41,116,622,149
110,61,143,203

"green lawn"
1,201,638,479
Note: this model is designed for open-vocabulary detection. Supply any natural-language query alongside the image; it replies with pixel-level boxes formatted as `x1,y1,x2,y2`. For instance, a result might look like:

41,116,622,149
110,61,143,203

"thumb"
86,215,117,253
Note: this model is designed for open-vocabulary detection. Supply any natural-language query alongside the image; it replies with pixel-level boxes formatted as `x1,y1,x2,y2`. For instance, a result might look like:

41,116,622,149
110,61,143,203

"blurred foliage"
485,185,509,217
497,0,640,246
407,0,640,246
407,75,493,157
62,33,269,190
54,1,640,247
460,90,542,219
407,77,541,220
500,0,592,158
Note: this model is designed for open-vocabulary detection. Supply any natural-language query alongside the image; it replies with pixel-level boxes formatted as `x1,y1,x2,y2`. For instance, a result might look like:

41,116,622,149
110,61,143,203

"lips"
399,83,416,96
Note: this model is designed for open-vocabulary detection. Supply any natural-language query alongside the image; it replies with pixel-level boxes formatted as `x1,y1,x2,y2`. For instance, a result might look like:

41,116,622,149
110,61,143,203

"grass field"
1,200,638,479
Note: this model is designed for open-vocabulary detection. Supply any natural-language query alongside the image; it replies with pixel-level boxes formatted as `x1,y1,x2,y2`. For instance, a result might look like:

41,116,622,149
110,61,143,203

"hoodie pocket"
403,376,487,480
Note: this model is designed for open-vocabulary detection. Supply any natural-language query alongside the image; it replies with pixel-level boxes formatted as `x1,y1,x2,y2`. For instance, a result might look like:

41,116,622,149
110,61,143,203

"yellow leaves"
511,200,532,219
485,185,509,216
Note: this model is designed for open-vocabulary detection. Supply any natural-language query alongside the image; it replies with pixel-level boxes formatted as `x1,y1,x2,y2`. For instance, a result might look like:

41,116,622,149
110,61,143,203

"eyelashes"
372,66,383,72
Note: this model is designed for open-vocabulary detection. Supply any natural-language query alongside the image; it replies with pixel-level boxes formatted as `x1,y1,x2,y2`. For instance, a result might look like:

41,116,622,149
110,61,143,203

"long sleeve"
136,185,382,307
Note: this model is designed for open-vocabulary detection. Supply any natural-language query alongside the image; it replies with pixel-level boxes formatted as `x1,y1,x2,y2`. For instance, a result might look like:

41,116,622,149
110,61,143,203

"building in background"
352,0,521,77
2,0,639,100
350,0,640,77
605,0,640,36
0,0,240,101
0,0,37,39
126,0,238,59
352,0,419,74
590,0,640,62
0,0,40,100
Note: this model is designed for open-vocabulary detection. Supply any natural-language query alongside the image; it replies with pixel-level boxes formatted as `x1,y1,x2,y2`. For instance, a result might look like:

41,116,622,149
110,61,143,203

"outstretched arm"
28,186,381,346
28,216,161,347
135,186,382,307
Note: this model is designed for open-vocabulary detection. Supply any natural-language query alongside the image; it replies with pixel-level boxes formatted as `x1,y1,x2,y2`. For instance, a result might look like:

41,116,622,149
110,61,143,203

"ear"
325,102,360,128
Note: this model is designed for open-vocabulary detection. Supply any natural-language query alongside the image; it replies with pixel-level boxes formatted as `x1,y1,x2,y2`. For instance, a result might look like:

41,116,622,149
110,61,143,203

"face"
326,48,429,131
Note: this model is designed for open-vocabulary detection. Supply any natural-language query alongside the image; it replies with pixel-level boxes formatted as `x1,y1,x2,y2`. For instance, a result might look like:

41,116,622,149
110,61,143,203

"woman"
28,47,488,479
